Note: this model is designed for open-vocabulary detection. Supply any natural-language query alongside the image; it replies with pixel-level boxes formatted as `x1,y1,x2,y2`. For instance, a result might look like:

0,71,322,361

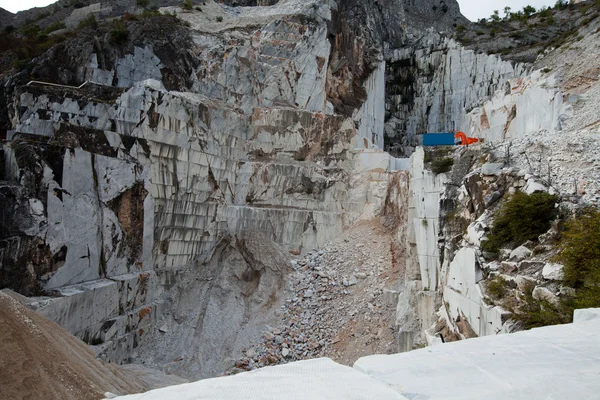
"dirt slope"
0,290,147,400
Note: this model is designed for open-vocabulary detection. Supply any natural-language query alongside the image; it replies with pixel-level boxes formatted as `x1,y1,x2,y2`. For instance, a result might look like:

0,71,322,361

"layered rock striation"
0,0,418,378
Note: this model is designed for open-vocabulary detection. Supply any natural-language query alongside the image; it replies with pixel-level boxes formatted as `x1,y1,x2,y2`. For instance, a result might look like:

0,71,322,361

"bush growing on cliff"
486,276,508,300
512,282,572,329
109,22,129,44
554,0,568,10
78,14,98,30
424,147,453,175
481,191,558,253
430,157,454,174
555,208,600,309
41,22,66,35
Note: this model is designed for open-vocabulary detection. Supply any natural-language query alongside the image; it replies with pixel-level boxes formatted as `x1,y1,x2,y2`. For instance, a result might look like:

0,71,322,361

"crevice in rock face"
207,165,219,192
90,153,107,279
147,102,160,129
55,124,117,158
108,182,148,265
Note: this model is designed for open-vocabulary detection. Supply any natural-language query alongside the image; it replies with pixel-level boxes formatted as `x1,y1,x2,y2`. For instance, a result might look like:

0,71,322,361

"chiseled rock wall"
1,0,402,372
406,147,447,291
354,61,386,150
465,70,564,143
385,31,529,155
441,248,507,337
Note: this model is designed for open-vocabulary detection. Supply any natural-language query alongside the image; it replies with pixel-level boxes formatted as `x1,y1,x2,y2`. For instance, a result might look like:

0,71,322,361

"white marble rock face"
9,0,400,367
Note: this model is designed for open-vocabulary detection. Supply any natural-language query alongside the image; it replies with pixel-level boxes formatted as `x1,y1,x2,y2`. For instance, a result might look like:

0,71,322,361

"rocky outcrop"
399,20,600,343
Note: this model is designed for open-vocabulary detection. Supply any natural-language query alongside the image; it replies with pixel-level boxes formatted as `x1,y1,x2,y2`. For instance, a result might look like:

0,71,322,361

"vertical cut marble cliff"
0,0,409,376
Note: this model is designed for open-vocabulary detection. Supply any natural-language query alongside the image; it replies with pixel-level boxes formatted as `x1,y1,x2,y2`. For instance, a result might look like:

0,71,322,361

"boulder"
510,246,532,261
382,288,400,306
485,261,501,271
345,275,358,287
484,191,502,207
524,179,547,195
538,227,560,244
466,221,488,246
517,260,545,274
515,275,537,292
500,261,518,274
481,163,504,176
532,286,560,307
573,308,600,323
542,263,564,281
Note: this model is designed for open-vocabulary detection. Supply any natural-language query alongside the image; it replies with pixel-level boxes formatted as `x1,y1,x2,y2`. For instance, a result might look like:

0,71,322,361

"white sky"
1,0,559,20
2,0,53,13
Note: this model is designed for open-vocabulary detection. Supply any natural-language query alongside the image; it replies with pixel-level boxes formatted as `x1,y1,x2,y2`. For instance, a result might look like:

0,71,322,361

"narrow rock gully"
230,219,401,373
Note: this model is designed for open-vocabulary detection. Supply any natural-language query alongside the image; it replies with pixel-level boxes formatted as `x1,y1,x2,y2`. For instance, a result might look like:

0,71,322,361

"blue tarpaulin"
422,133,455,146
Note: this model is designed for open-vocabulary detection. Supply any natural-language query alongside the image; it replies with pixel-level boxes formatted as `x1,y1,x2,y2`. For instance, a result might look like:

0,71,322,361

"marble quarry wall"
384,31,530,156
0,0,411,376
1,0,572,374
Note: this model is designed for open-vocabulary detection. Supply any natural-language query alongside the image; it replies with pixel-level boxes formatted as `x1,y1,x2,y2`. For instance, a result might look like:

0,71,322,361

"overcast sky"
2,0,559,20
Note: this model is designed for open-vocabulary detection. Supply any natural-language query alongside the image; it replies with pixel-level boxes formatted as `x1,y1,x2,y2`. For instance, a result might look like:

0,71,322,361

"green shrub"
182,0,193,10
430,157,454,175
509,31,523,39
136,0,150,7
41,21,66,35
481,191,558,253
555,209,600,308
555,0,568,9
109,22,129,44
486,276,508,300
539,7,553,18
523,5,537,16
216,16,223,22
512,283,572,329
142,8,161,17
490,10,501,22
78,14,98,29
21,24,41,39
510,11,525,21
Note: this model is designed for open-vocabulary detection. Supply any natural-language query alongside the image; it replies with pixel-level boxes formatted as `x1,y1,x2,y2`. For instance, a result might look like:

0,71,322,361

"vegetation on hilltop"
453,0,600,62
0,8,188,76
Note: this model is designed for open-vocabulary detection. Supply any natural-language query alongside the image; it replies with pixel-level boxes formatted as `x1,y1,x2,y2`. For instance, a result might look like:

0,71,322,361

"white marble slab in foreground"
354,309,600,400
108,358,407,400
